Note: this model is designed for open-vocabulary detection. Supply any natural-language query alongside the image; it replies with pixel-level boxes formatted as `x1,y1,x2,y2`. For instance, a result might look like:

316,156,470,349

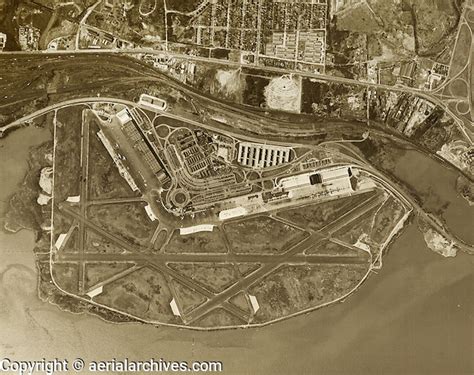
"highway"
1,49,471,143
2,92,471,187
0,96,323,147
0,54,468,151
1,53,472,191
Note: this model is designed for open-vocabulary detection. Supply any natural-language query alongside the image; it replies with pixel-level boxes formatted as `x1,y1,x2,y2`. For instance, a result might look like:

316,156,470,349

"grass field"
95,267,177,323
84,262,133,289
62,227,78,254
305,239,364,257
229,292,251,313
225,216,305,254
333,205,381,244
165,228,227,254
448,24,472,78
88,118,141,200
168,262,237,293
370,195,406,246
88,202,156,247
237,263,260,276
196,308,245,328
85,229,128,254
53,106,86,201
276,191,376,231
250,264,369,323
52,263,79,294
171,279,207,314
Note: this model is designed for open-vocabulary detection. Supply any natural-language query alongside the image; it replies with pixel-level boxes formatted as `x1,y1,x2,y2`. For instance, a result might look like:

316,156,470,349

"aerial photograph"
0,0,472,374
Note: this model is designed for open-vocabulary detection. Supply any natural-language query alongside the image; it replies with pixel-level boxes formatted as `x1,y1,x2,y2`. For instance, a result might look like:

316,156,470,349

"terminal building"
216,166,358,221
278,166,353,198
237,142,292,169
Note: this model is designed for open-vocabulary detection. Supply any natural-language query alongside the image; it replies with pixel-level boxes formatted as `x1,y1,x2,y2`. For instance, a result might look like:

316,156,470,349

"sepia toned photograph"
0,0,472,374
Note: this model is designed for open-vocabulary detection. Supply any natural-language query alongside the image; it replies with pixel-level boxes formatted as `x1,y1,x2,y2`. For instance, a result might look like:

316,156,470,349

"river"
393,149,474,244
0,127,472,374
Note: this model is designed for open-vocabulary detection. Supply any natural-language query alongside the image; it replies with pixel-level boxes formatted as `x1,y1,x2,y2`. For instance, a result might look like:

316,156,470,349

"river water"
394,149,474,244
0,127,472,374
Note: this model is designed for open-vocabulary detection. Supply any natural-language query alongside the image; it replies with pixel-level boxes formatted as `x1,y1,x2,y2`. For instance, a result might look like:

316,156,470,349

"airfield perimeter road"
2,51,472,323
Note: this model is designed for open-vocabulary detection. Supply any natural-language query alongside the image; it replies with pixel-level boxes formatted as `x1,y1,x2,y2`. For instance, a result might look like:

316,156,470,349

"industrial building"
144,204,158,221
180,224,215,235
218,206,248,221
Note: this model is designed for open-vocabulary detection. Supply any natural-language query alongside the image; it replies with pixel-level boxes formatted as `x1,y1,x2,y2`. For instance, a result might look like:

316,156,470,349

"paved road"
3,94,470,187
1,55,472,192
0,96,323,147
31,95,472,254
1,49,471,143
